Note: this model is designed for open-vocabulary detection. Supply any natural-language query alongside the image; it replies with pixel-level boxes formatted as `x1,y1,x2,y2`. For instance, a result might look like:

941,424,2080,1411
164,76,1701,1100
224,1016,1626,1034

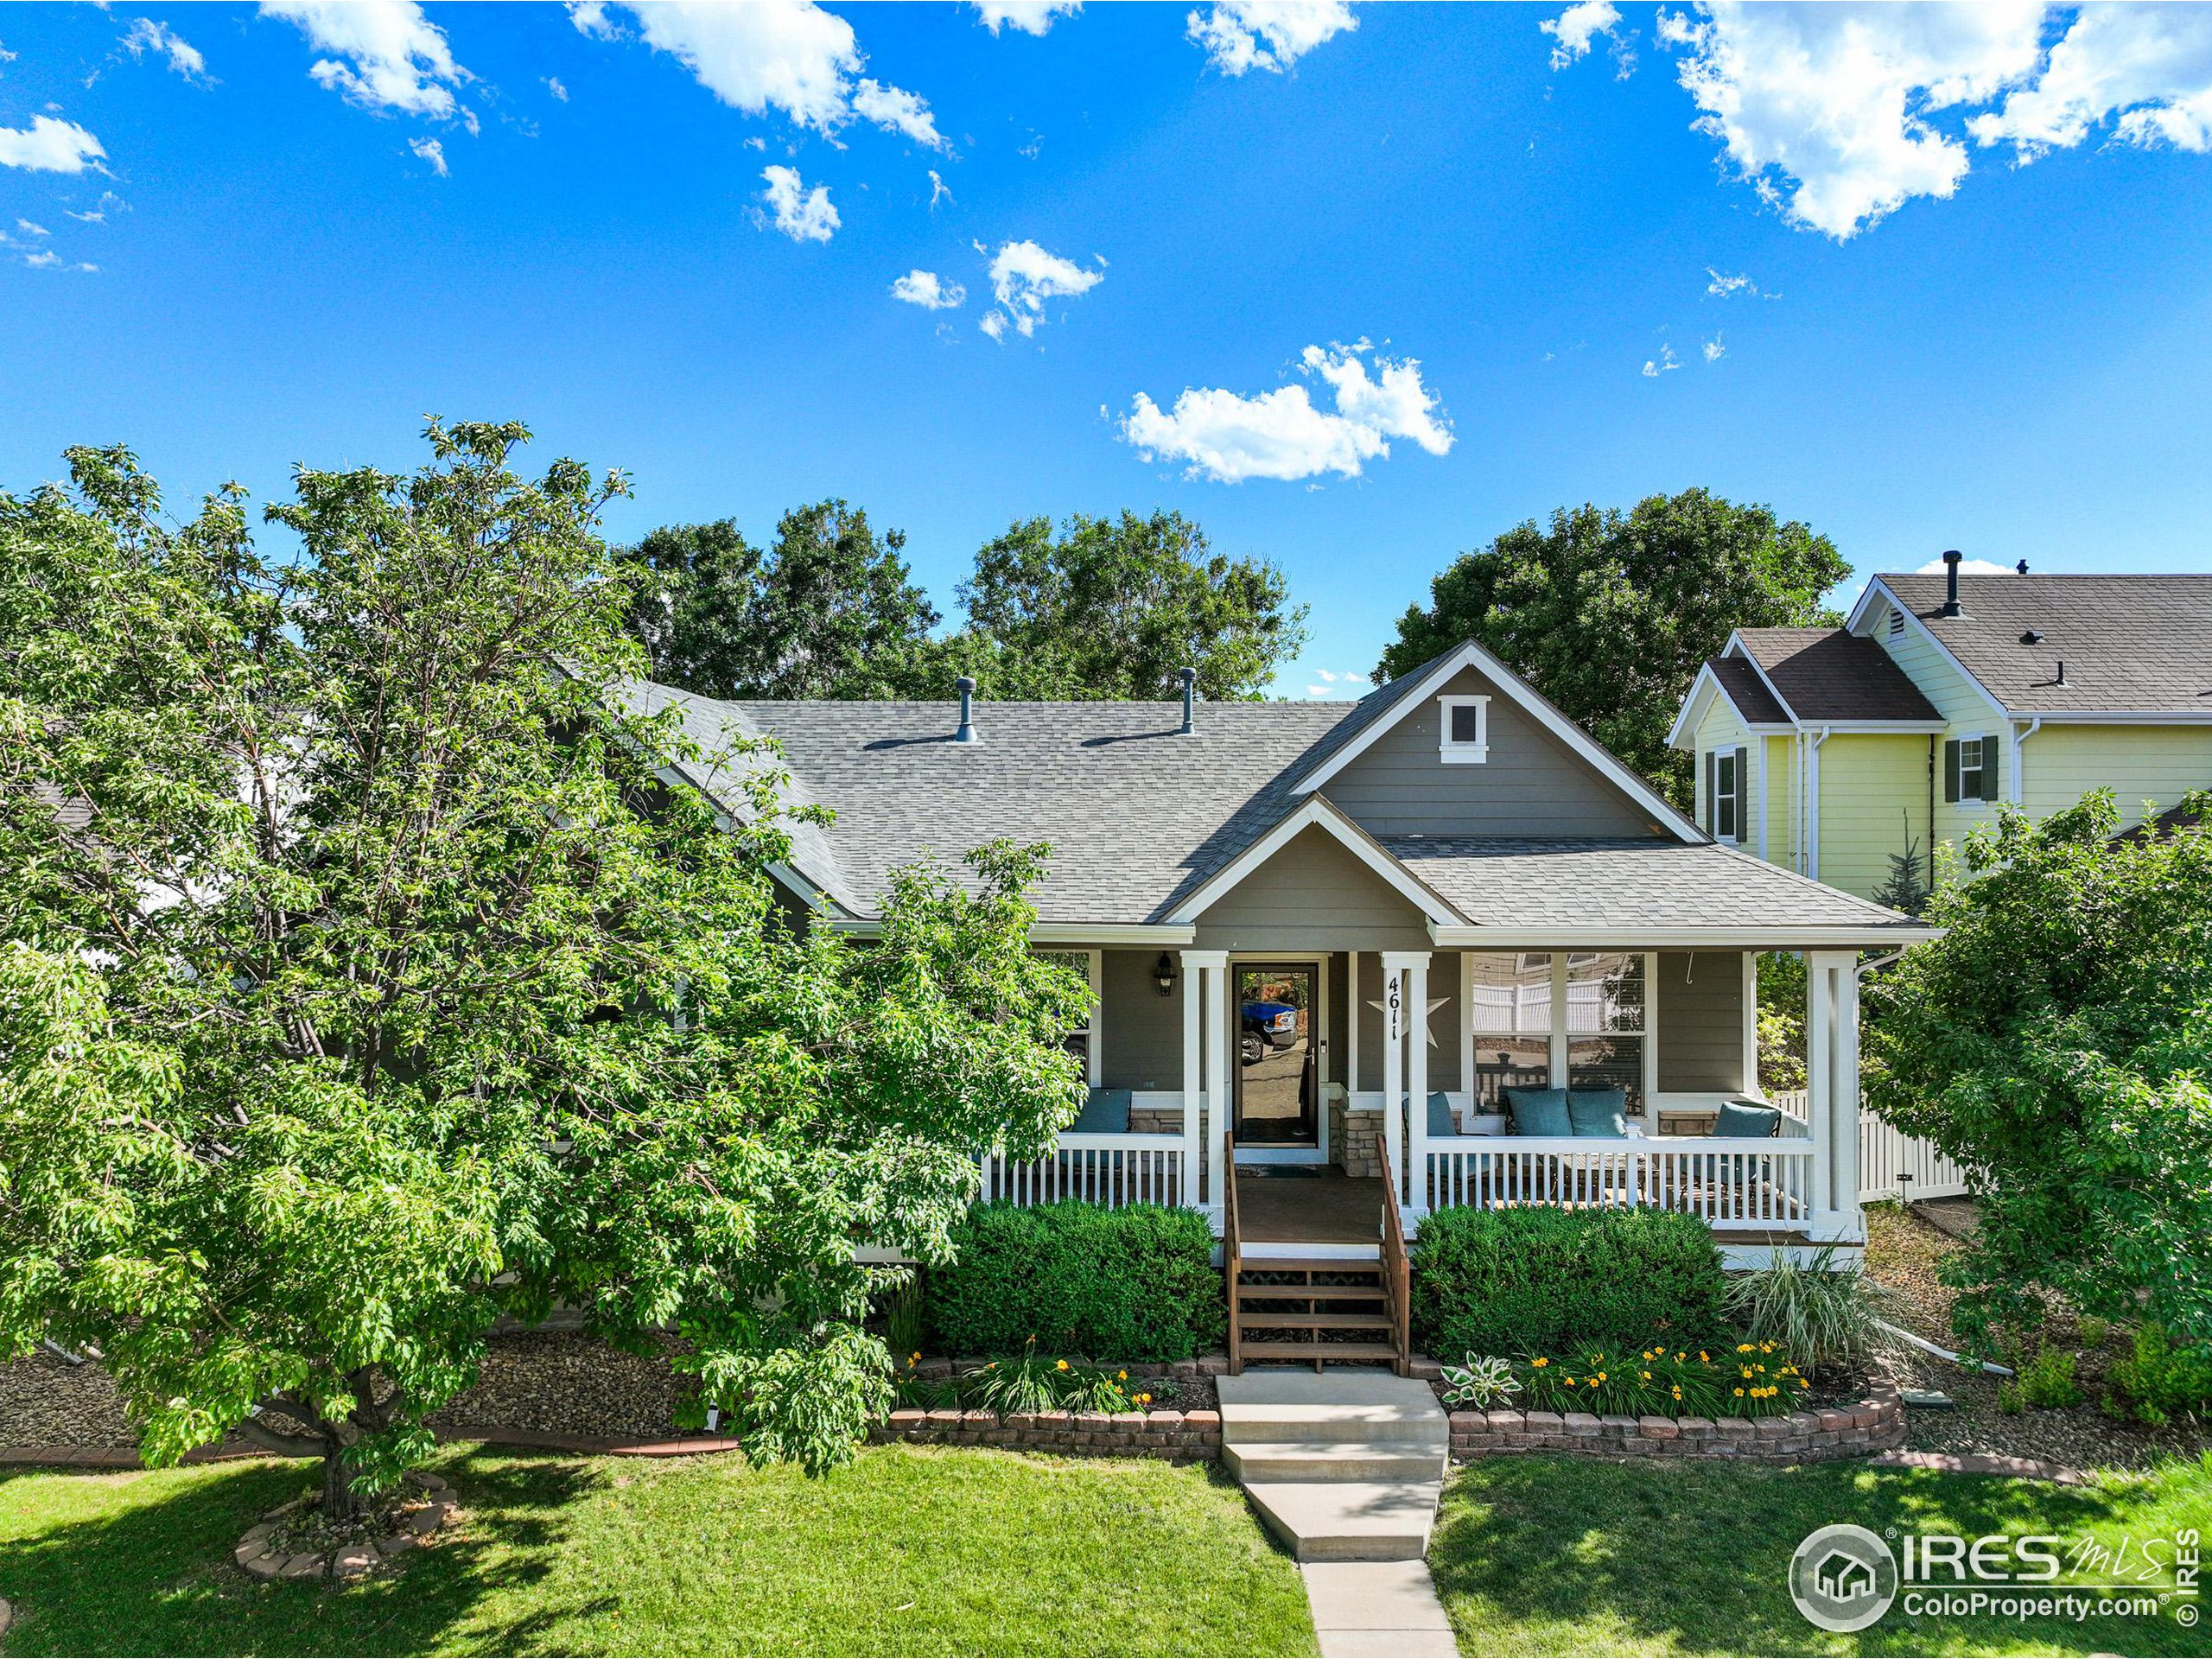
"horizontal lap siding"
1762,733,1796,870
1654,950,1746,1093
2022,724,2212,830
1190,825,1433,952
1323,664,1658,837
1816,734,1929,900
1100,948,1180,1090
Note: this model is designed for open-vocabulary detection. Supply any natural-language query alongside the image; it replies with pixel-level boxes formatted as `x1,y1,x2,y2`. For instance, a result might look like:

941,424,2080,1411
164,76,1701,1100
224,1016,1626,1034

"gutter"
2008,716,2042,806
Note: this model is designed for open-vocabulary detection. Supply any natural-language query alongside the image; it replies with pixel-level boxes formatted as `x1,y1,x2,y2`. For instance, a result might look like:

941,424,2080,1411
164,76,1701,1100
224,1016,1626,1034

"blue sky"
3,2,2211,697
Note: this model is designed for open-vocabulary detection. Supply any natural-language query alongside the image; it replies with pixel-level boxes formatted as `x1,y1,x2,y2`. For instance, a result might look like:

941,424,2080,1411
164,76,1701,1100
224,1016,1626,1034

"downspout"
2009,717,2041,807
1807,728,1832,881
1926,735,1936,892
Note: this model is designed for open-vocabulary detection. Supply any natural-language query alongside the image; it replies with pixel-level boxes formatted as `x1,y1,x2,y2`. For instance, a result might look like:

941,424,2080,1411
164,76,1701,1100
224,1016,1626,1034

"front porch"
980,944,1870,1262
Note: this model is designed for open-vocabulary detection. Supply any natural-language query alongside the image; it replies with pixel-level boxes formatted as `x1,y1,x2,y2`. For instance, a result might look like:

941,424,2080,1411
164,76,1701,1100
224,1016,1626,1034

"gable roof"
1289,639,1703,841
1861,573,2212,717
1731,627,1944,724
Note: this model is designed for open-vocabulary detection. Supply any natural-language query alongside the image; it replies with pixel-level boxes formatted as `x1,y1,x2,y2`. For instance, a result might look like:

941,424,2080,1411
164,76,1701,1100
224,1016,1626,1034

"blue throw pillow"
1502,1086,1572,1137
1567,1088,1629,1137
1069,1088,1132,1134
1427,1091,1459,1138
1713,1099,1783,1139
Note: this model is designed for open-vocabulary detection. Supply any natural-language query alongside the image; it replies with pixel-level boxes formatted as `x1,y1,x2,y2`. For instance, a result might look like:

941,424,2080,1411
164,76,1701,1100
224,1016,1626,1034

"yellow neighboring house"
1667,555,2212,902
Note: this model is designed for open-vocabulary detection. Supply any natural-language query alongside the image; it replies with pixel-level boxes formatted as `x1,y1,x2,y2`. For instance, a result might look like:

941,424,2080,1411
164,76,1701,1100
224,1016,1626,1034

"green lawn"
0,1445,1317,1658
1431,1452,2212,1657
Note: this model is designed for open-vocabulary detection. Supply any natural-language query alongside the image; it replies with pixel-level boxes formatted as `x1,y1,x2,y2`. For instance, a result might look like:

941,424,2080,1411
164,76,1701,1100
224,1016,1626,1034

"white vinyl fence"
1770,1091,1975,1204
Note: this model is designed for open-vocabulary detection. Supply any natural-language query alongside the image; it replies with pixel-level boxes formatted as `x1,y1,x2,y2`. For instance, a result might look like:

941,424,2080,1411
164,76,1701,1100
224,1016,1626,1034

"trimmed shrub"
1410,1205,1727,1357
927,1201,1224,1362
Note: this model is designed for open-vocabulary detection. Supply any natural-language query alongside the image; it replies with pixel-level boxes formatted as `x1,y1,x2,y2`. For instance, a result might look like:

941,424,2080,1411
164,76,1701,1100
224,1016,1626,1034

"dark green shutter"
1704,749,1716,831
1984,733,2002,800
1735,747,1749,841
1943,738,1961,803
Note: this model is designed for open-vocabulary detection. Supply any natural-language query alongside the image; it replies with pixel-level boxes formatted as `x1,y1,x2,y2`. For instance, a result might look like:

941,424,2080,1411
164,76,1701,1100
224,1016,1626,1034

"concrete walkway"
1217,1370,1461,1656
1301,1560,1459,1657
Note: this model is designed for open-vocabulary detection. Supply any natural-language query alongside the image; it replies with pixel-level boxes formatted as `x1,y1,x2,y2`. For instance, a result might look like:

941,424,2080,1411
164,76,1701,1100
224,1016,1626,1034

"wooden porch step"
1237,1258,1386,1277
1238,1341,1403,1363
1239,1311,1395,1331
1236,1284,1388,1302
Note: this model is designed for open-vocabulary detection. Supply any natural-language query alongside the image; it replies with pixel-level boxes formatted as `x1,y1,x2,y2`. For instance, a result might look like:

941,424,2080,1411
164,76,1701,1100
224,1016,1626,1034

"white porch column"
1806,950,1859,1241
1380,951,1418,1210
1182,950,1228,1215
1179,948,1207,1208
1346,951,1362,1099
1198,953,1232,1217
1404,953,1431,1217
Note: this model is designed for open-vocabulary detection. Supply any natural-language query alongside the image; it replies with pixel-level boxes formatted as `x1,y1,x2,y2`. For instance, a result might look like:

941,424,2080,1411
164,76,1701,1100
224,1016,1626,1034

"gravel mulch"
0,1349,134,1448
1862,1203,2212,1474
431,1332,697,1440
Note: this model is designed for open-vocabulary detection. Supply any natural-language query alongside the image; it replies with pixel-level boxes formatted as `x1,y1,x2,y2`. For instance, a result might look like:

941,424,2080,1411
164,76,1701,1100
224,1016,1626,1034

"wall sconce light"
1153,952,1178,996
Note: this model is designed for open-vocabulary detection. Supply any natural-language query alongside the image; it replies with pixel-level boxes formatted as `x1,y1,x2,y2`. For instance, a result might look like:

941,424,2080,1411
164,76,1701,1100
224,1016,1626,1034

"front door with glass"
1233,964,1317,1147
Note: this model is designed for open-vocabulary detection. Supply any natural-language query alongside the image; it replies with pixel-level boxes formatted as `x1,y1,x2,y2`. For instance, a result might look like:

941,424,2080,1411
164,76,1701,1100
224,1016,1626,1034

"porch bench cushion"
1713,1099,1783,1138
1566,1088,1629,1138
1501,1085,1572,1137
1427,1090,1462,1137
1070,1088,1133,1134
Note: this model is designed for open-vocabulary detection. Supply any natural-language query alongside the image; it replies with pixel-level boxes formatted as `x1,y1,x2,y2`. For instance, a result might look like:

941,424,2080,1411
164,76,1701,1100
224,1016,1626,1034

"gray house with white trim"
621,639,1930,1366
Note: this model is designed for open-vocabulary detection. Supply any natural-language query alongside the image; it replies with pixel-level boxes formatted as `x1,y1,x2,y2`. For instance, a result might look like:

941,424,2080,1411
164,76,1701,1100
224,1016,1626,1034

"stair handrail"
1380,1180,1411,1378
1223,1131,1241,1375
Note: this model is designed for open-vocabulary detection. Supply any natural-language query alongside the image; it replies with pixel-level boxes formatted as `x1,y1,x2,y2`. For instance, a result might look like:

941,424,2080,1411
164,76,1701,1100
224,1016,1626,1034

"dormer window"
1439,694,1490,763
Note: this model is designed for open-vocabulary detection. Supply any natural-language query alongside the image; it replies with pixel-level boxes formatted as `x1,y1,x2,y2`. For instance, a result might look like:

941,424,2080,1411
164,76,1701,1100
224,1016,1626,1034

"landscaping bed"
1865,1204,2212,1473
0,1444,1317,1657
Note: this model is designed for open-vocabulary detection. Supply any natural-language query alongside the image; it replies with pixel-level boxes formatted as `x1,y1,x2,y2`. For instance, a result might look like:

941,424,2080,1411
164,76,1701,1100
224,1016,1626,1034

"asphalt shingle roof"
1702,655,1790,726
1732,628,1942,723
1878,573,2212,715
1382,838,1921,931
609,663,1922,936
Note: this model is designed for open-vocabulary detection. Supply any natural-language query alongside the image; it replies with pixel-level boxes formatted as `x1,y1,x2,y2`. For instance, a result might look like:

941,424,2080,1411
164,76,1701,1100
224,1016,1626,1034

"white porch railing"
1423,1137,1817,1230
979,1133,1185,1209
1770,1090,1975,1204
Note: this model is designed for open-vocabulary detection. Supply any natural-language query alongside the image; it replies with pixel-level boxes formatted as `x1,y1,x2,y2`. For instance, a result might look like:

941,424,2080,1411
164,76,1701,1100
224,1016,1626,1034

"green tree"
0,426,1086,1515
1864,791,2212,1354
950,509,1307,701
625,501,944,700
1377,489,1847,805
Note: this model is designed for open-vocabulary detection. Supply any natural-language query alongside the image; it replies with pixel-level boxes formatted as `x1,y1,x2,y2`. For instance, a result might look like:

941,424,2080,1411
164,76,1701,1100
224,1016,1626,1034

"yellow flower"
1675,1351,1687,1363
1595,1371,1607,1382
1733,1387,1745,1397
1737,1343,1753,1353
1640,1370,1651,1382
1698,1351,1710,1363
1531,1357,1549,1368
910,1351,921,1363
1118,1370,1128,1381
1671,1385,1683,1400
1056,1359,1069,1371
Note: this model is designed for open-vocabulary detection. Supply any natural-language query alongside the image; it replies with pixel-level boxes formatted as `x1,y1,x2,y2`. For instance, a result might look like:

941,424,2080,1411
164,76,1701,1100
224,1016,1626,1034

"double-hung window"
1944,734,1999,805
1566,952,1645,1113
1707,747,1745,842
1466,952,1649,1115
1466,953,1553,1110
1037,950,1102,1086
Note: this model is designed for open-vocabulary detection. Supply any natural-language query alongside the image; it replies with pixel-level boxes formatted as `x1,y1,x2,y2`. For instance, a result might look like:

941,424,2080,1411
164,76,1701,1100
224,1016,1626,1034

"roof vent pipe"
1941,550,1964,617
1179,666,1197,734
2056,658,2065,686
953,676,979,745
2017,559,2030,575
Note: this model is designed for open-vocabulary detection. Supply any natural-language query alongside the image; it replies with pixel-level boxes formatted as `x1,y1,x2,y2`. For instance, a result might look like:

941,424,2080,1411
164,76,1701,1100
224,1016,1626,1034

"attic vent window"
1440,694,1491,763
1887,610,1905,638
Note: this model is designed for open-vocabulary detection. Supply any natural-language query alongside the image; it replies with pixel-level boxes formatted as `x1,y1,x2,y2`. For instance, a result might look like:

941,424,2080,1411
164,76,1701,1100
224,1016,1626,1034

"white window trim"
1439,694,1491,764
1957,734,1993,806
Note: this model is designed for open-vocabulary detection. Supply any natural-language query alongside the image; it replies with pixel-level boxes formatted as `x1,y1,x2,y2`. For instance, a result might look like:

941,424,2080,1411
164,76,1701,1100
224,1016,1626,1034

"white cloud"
928,168,952,208
1305,685,1334,698
981,238,1103,338
1704,267,1764,298
1703,334,1726,362
1635,4,2212,241
21,250,61,269
544,75,569,102
576,1,944,148
760,163,838,241
849,77,945,149
975,1,1083,36
410,135,448,175
1968,5,2212,158
891,269,965,308
123,17,208,80
262,0,467,120
64,192,126,224
1916,555,2014,575
1120,340,1452,484
1541,1,1619,72
1642,344,1681,376
17,219,50,238
0,116,106,175
1187,0,1357,77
